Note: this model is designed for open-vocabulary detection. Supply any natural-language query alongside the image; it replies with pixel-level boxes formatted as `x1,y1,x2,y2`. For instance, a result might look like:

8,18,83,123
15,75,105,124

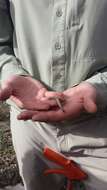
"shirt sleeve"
86,67,107,110
0,1,30,85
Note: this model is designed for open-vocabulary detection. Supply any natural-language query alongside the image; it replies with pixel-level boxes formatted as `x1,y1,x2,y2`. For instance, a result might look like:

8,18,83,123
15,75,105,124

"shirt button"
56,9,63,17
55,42,61,50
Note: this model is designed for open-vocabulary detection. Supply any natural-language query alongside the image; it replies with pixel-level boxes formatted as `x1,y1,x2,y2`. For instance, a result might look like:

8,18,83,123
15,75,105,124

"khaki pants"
10,106,107,190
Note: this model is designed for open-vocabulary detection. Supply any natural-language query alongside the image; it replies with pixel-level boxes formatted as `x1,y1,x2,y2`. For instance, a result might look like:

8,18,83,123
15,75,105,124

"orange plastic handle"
43,147,88,180
43,146,72,168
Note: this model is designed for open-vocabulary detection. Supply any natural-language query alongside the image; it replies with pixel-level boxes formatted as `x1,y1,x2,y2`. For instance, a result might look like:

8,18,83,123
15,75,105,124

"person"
0,0,107,189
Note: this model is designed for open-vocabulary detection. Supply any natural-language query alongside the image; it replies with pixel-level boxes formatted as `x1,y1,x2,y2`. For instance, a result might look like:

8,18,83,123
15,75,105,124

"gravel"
0,103,21,188
0,183,24,190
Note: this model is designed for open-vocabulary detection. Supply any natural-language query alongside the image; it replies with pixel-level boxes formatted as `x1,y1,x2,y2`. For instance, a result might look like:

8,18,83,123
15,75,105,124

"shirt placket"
51,0,67,91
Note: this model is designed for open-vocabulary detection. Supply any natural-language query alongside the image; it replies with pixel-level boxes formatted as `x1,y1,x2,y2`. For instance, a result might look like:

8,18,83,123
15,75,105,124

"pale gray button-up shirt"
0,0,107,168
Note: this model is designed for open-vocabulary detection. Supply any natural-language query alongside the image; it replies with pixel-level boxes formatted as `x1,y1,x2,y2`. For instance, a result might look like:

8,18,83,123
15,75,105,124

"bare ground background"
0,103,21,188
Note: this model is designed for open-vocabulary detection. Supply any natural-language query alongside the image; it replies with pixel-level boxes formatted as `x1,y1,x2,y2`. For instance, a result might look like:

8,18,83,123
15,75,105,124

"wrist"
75,82,96,95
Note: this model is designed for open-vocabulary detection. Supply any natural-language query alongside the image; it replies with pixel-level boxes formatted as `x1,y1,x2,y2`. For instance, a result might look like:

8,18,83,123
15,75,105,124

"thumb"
83,97,97,113
0,83,13,101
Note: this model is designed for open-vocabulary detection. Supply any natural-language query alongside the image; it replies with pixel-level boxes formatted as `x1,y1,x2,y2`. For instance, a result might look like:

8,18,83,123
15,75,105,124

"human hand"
17,82,97,122
0,75,64,110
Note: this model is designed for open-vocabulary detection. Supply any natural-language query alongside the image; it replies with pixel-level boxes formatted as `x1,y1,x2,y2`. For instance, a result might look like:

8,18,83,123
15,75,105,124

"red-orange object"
43,146,88,190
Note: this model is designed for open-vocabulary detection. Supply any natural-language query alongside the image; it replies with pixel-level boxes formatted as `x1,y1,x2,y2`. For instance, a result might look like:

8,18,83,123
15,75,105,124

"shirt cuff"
0,55,31,85
86,72,107,110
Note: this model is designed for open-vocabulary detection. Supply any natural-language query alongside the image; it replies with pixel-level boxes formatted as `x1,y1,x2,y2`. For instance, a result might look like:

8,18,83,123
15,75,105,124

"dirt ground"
0,103,21,188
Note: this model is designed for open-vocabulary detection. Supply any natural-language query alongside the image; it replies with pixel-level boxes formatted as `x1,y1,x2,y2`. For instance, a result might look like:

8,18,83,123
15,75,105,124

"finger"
0,84,13,101
32,110,65,122
23,100,51,110
10,97,51,110
44,91,65,100
36,89,65,107
10,96,24,109
41,91,65,107
84,98,97,113
38,98,64,108
17,111,36,120
18,110,65,122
